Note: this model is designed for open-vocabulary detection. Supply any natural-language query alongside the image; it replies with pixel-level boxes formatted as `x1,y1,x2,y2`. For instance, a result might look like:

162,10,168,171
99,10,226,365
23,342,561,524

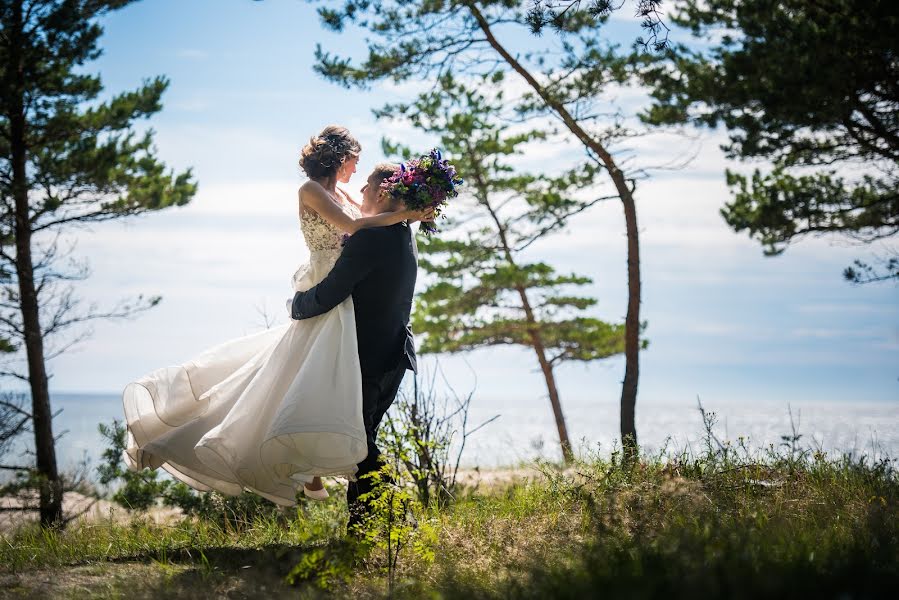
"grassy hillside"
2,439,897,599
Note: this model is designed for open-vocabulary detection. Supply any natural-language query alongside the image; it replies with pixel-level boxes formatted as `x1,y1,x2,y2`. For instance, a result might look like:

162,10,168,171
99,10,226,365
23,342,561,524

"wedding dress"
122,193,369,505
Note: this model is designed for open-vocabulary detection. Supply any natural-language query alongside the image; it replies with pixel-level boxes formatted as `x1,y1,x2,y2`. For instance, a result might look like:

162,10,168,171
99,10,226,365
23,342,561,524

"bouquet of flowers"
380,148,463,235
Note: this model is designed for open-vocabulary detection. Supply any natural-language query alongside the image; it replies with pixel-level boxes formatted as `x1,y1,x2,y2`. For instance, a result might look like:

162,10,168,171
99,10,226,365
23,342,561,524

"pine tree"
312,0,648,456
639,0,898,283
383,75,632,462
0,0,195,526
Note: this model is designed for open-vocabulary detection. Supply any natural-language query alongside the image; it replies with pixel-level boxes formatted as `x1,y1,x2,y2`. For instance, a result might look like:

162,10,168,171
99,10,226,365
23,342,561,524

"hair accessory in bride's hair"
324,135,348,162
299,126,361,178
379,148,463,236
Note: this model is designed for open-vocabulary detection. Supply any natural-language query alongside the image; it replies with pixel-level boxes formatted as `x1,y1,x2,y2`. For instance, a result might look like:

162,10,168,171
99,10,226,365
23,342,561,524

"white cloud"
174,48,209,60
170,97,210,112
37,0,897,411
789,327,890,341
796,302,897,315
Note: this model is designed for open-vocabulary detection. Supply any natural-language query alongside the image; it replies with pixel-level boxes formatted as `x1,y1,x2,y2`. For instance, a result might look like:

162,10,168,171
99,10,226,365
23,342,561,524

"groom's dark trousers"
290,222,418,529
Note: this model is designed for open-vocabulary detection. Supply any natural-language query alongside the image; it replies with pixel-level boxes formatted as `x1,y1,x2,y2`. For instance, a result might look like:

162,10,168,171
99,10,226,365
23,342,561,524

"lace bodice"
300,189,362,254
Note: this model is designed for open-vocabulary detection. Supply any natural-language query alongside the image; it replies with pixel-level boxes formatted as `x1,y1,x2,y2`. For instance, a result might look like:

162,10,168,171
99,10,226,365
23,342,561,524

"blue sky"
35,0,897,420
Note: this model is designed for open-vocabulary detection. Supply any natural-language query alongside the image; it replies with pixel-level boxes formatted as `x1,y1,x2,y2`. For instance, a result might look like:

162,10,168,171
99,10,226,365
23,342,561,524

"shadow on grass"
106,542,344,599
115,542,316,569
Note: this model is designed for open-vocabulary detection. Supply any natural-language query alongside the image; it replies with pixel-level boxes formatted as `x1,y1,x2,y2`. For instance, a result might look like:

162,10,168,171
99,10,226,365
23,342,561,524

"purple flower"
376,148,463,236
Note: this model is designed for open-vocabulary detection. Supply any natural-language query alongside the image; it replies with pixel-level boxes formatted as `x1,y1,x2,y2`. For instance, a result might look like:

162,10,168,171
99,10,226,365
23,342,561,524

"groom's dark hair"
371,163,401,205
371,162,397,186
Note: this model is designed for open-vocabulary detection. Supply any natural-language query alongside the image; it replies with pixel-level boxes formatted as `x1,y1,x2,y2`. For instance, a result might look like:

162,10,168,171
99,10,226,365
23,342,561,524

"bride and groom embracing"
122,125,438,530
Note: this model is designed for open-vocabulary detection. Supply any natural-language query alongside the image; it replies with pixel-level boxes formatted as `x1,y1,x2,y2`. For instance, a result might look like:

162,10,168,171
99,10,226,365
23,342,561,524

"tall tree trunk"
468,3,641,454
471,162,574,463
516,284,574,463
619,184,640,456
7,0,63,526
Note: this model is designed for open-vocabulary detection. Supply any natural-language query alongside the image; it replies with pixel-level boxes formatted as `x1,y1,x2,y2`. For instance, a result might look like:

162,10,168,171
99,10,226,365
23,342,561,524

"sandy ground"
0,467,542,535
0,491,182,534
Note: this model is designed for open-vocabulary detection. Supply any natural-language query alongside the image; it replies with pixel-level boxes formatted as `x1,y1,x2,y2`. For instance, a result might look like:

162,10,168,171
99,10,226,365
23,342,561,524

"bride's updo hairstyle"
299,125,362,180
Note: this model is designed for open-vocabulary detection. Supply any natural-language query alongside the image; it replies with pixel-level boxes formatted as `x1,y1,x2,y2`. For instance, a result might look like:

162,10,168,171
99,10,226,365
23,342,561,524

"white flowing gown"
122,194,369,506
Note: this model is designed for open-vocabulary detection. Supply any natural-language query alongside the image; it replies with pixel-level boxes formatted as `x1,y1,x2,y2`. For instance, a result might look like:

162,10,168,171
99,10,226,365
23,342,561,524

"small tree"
0,390,28,471
383,76,630,463
381,367,499,508
312,0,649,455
0,0,196,526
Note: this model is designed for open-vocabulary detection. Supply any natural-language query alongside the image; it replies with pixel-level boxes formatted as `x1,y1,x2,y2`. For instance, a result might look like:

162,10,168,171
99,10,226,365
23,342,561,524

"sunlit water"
3,392,897,483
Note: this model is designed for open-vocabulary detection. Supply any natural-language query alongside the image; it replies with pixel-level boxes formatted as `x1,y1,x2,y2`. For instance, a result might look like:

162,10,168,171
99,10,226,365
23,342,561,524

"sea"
3,391,896,484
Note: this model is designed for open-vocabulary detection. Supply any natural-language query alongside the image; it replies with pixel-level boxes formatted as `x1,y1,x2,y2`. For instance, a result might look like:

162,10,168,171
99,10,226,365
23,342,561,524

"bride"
122,125,429,504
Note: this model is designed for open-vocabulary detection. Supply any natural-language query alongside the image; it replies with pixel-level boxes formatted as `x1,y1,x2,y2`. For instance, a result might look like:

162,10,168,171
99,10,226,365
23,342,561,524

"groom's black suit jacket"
290,223,418,377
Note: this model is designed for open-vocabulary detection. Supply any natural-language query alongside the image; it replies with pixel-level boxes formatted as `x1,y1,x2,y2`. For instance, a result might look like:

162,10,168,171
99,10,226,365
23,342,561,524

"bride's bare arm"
299,181,426,234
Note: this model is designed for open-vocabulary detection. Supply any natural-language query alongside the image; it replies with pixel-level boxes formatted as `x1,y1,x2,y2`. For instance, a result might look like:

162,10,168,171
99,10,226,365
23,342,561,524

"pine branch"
0,463,30,471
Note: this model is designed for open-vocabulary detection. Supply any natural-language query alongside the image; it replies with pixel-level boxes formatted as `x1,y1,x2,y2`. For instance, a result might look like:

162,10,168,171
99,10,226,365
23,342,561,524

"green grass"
0,498,345,571
427,451,899,599
2,444,898,599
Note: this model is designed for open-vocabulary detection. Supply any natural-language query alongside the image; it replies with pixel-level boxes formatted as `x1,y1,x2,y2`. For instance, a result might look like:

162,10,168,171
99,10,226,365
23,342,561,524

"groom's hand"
291,230,381,320
407,206,436,223
290,291,304,320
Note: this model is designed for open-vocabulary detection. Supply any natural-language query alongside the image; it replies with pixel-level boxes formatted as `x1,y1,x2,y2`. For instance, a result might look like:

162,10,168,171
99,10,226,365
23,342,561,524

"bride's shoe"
303,477,329,501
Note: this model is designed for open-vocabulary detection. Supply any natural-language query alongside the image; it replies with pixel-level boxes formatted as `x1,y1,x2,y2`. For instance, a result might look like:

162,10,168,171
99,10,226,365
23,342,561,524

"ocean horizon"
2,390,896,484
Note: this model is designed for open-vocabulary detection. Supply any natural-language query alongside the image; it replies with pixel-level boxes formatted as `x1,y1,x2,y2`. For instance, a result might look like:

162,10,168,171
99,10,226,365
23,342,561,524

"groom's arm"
291,230,381,320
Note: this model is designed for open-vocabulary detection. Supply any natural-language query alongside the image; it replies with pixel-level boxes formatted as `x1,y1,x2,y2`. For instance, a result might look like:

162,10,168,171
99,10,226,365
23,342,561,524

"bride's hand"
405,207,436,223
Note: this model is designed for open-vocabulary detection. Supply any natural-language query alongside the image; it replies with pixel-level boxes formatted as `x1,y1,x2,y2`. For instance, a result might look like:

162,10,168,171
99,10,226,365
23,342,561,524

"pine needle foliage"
0,0,196,526
380,74,631,462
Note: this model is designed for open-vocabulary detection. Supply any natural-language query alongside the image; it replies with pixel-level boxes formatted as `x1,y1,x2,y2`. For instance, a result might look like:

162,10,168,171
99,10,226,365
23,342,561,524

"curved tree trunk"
516,284,574,463
468,3,641,454
470,157,574,463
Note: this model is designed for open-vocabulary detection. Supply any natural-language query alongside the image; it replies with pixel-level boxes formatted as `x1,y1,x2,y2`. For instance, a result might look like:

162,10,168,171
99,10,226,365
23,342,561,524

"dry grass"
1,451,897,599
0,492,182,536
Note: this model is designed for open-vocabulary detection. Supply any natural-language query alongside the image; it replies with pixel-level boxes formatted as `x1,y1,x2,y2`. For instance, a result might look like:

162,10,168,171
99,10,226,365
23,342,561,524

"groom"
290,163,418,531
